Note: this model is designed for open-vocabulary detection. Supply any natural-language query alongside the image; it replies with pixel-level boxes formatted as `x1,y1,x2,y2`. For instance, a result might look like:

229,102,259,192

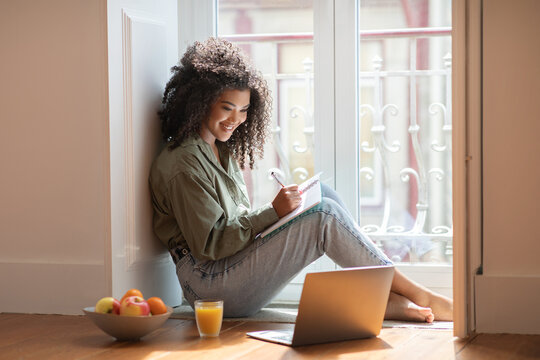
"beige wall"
0,0,110,313
483,0,540,276
1,0,539,334
476,0,540,334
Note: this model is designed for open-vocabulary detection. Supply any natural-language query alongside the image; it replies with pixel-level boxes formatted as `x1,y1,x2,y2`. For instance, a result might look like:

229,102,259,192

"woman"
149,37,452,322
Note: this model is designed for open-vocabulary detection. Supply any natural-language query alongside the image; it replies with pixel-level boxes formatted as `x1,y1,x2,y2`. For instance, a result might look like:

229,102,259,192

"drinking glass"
194,299,224,337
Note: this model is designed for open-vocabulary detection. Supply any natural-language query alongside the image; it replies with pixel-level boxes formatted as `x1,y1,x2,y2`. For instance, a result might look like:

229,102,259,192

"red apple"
95,297,121,315
120,296,150,316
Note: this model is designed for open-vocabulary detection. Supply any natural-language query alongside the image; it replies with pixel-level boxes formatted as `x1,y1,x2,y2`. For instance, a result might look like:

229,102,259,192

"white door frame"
452,0,483,338
317,0,476,337
178,0,477,338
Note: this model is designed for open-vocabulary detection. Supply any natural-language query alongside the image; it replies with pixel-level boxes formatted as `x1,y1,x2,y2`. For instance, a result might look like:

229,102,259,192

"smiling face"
200,89,251,145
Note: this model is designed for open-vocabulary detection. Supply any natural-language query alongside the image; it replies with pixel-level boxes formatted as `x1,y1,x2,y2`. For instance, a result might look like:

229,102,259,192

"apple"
95,297,121,315
120,296,150,316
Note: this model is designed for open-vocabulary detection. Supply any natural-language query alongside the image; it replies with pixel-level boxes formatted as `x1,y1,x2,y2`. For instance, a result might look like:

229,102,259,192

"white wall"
0,0,110,314
476,0,540,334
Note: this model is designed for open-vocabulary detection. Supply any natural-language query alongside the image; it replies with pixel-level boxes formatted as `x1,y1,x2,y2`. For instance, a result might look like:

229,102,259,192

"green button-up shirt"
149,135,279,261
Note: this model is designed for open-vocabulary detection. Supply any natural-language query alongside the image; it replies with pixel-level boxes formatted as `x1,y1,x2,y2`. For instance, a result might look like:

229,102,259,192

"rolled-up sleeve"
169,172,279,260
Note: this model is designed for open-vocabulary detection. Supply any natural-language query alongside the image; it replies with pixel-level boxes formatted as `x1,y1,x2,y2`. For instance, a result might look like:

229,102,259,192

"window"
358,0,452,264
213,0,453,301
217,1,329,302
217,1,315,207
334,0,453,298
356,1,453,266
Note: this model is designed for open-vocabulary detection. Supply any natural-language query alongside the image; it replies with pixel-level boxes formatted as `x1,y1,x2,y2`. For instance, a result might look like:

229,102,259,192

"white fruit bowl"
83,306,173,341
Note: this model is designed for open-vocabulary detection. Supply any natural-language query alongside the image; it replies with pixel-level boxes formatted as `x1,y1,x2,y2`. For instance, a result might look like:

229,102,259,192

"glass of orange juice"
194,299,224,337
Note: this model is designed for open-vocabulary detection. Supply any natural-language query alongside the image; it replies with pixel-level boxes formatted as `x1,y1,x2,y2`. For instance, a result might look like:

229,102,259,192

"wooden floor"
1,313,539,360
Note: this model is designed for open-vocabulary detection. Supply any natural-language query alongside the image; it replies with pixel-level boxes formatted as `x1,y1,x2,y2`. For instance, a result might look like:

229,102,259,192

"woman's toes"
407,303,433,322
385,292,434,323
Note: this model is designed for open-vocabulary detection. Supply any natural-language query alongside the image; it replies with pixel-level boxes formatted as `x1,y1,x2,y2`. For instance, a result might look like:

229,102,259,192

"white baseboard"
475,274,540,334
0,262,108,315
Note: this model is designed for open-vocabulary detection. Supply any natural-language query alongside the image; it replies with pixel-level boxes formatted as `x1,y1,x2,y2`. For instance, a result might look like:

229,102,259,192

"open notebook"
260,172,322,238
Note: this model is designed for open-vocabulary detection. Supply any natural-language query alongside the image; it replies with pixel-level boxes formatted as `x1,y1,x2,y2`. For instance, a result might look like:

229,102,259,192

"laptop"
246,265,395,347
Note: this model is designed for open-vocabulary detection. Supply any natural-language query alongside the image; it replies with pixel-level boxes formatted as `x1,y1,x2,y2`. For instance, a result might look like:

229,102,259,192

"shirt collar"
180,134,233,175
179,134,206,148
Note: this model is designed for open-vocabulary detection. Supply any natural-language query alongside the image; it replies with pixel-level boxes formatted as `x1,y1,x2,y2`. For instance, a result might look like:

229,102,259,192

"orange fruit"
147,297,168,315
120,288,143,303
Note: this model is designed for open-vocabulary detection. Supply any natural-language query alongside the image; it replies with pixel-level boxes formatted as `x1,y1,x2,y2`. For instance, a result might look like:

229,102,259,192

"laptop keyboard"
247,330,294,344
270,330,294,341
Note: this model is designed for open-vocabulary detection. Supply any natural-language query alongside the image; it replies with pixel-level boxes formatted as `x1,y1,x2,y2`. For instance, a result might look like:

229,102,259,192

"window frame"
178,0,472,336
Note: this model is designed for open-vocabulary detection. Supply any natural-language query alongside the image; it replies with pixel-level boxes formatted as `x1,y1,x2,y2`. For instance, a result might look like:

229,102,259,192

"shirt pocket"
231,169,250,205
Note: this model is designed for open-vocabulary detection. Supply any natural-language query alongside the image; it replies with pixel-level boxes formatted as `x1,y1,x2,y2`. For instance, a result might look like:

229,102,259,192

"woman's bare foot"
421,290,453,321
384,292,434,323
391,270,453,321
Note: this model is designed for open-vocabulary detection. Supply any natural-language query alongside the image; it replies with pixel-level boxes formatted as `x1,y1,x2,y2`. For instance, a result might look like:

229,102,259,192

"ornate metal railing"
224,28,452,264
357,28,452,263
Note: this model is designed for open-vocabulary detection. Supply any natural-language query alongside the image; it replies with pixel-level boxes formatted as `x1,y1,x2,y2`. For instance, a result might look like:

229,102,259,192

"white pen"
270,171,285,188
271,172,303,194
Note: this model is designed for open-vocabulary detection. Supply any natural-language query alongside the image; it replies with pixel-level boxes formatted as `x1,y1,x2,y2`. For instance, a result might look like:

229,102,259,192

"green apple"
95,297,121,314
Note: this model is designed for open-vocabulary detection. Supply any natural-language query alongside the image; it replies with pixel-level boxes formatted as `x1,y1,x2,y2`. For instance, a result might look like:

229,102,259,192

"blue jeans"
172,183,392,317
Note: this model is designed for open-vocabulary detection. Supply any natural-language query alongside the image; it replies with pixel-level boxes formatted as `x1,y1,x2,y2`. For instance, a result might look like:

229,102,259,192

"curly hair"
158,37,272,169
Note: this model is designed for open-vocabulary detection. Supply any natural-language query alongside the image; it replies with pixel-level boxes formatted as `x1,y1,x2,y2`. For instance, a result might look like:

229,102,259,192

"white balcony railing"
224,27,452,265
357,28,452,264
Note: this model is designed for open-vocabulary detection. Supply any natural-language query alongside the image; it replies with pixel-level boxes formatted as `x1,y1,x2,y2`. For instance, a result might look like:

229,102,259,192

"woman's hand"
271,185,302,218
